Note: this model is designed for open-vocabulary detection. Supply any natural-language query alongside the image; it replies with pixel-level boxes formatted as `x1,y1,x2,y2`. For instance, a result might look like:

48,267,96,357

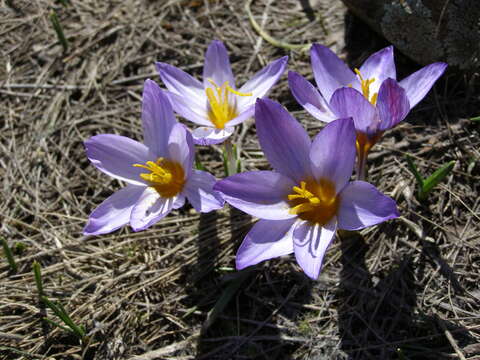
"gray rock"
341,0,479,69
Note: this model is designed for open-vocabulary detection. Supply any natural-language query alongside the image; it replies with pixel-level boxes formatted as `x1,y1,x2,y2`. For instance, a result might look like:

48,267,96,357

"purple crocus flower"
156,40,288,145
83,80,224,235
288,44,447,178
214,99,399,279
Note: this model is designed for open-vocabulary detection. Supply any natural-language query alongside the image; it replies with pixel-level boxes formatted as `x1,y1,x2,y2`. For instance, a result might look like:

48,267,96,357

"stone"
341,0,480,69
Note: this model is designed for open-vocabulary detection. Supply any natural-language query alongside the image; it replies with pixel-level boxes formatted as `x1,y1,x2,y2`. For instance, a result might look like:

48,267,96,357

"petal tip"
235,258,249,271
155,61,167,72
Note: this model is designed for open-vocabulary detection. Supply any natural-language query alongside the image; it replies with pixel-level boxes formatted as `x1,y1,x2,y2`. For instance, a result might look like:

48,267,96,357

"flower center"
287,179,339,225
205,79,252,129
133,158,185,197
354,68,378,105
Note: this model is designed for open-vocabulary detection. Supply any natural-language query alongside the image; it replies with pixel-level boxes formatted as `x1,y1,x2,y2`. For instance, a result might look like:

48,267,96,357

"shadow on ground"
337,230,474,360
181,208,315,359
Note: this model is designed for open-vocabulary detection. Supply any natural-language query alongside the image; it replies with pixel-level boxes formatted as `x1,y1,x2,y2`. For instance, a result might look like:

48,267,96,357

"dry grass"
1,0,480,359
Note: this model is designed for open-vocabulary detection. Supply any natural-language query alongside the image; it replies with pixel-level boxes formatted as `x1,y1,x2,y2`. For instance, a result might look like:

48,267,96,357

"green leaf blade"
420,160,455,200
405,155,424,187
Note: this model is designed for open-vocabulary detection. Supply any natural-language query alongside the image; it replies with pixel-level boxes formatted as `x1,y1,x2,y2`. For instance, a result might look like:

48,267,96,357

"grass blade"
1,237,17,273
32,261,44,297
195,154,207,171
43,317,74,334
41,296,85,338
405,155,424,187
470,116,480,122
202,268,253,331
419,160,455,200
50,10,68,52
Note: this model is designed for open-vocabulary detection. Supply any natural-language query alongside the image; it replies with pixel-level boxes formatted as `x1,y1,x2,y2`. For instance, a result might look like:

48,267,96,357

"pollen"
205,79,252,129
133,158,185,197
354,68,378,105
287,179,339,225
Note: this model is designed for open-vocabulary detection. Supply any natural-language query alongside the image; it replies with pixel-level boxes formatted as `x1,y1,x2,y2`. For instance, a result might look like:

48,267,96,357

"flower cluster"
84,40,446,279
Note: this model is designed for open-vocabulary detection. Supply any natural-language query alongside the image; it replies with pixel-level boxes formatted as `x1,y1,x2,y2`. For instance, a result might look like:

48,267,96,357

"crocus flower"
214,99,399,279
83,80,224,235
156,40,288,145
288,44,447,178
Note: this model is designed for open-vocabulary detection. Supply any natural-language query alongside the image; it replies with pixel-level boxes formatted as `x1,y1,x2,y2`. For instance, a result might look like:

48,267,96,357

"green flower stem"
356,150,367,181
224,139,237,176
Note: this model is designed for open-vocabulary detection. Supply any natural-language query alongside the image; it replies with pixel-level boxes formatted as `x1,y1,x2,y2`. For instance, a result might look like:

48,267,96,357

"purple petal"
183,170,224,212
164,91,210,126
337,181,399,230
329,87,378,134
310,118,356,191
224,104,255,127
203,40,235,89
214,171,296,220
84,185,146,235
236,56,288,112
399,62,447,109
255,99,311,183
141,80,177,158
84,134,151,186
236,218,296,270
167,123,194,177
173,194,186,209
191,126,234,145
130,188,175,231
156,62,206,109
293,219,337,279
359,46,396,95
288,71,336,123
376,78,410,131
310,44,358,102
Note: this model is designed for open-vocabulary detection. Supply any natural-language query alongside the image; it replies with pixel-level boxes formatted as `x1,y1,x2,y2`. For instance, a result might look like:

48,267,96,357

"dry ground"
1,0,480,359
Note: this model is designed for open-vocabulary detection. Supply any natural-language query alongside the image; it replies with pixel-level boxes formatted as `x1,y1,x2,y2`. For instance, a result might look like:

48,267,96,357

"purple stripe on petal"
130,188,174,231
164,91,210,126
156,62,205,109
329,87,378,135
337,180,399,231
293,219,337,280
84,134,151,186
168,123,194,177
310,118,356,192
236,218,296,270
255,99,311,182
191,126,234,145
84,185,146,235
142,80,177,158
214,171,296,220
377,78,410,131
183,170,224,212
310,44,358,102
359,46,396,95
236,56,288,111
399,62,447,109
203,40,235,89
288,71,336,123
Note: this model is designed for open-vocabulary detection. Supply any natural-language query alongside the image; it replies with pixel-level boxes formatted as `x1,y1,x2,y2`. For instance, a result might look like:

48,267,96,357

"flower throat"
205,79,252,129
133,158,185,197
288,179,339,225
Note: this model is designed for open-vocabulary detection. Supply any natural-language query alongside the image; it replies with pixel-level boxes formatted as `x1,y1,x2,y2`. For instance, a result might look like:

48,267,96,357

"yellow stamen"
205,79,252,129
354,68,378,105
133,157,185,197
287,179,338,225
